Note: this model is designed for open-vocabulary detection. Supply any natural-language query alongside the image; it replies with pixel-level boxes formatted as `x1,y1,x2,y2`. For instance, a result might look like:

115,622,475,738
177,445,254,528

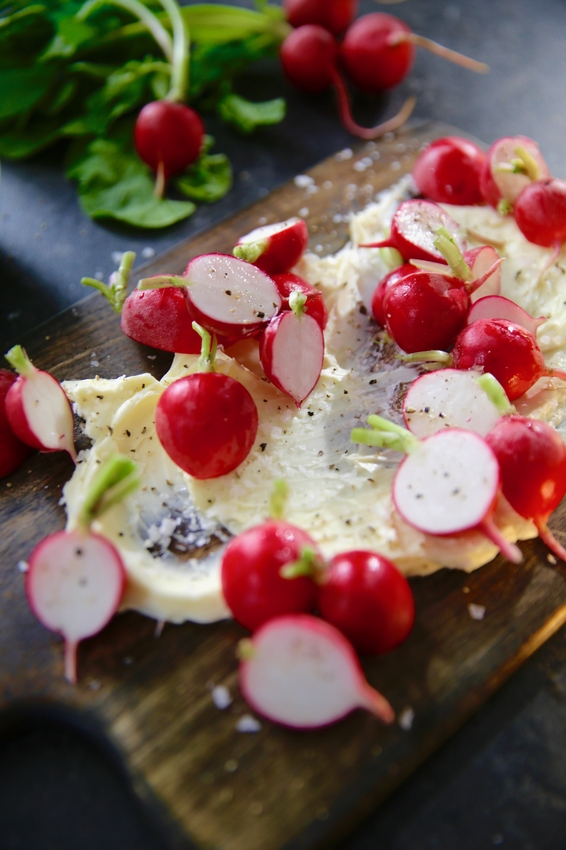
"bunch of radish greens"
0,0,289,227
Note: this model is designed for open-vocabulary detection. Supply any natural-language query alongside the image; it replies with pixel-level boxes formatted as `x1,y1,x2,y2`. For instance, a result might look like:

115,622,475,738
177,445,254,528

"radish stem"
4,345,35,379
393,31,489,74
78,455,140,529
352,415,419,453
137,274,187,290
480,517,523,564
475,373,515,415
81,251,135,313
269,479,289,520
77,0,174,62
193,322,217,372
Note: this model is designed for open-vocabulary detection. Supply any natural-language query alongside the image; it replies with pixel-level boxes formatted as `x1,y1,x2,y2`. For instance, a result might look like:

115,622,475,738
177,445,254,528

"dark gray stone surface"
2,0,566,847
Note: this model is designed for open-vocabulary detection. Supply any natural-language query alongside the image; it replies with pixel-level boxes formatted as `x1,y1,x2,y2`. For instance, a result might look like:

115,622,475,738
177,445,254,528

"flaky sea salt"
398,707,415,730
236,714,262,733
468,603,486,620
211,685,232,710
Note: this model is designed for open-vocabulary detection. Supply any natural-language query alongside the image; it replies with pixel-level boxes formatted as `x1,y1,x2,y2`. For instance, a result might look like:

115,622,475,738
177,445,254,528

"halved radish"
5,345,77,461
465,246,502,302
238,614,395,728
467,295,546,336
260,292,324,406
25,455,139,683
480,136,550,211
360,200,467,262
351,416,522,563
233,218,309,275
0,369,32,478
402,368,503,438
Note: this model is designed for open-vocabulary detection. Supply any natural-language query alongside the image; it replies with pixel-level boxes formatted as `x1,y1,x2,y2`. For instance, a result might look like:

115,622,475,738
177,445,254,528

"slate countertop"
1,0,566,848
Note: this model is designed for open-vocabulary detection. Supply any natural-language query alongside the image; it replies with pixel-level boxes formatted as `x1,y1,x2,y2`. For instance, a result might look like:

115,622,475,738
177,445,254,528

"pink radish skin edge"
239,614,395,729
467,296,546,337
465,246,501,303
25,529,126,684
6,370,76,461
0,370,32,478
235,218,309,276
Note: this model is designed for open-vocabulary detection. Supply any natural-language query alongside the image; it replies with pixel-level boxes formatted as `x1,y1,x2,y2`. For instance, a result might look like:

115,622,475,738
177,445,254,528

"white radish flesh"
26,529,125,683
259,310,324,406
392,200,467,262
466,246,502,303
467,295,546,336
403,369,501,438
184,254,281,336
239,614,394,728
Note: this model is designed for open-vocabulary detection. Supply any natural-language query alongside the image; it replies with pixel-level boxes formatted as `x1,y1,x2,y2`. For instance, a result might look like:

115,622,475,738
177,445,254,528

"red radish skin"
221,520,319,631
467,295,546,337
182,253,281,339
513,178,566,248
340,13,488,93
280,25,416,140
486,416,566,561
121,287,202,354
317,550,415,654
283,0,358,35
371,263,414,328
238,614,395,728
412,136,486,205
5,346,76,461
480,136,550,210
155,371,259,479
465,246,502,303
259,308,325,406
362,200,467,263
26,529,126,684
273,273,328,329
383,271,469,354
234,218,309,275
0,370,32,478
134,101,204,187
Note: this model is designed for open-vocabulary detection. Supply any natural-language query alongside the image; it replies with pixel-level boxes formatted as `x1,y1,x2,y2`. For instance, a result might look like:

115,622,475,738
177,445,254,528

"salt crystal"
299,207,309,217
294,175,314,188
236,714,262,732
17,561,28,573
90,360,99,368
468,603,486,620
212,685,232,710
398,707,415,730
335,148,353,161
258,216,268,225
111,251,124,265
141,246,155,259
547,553,558,564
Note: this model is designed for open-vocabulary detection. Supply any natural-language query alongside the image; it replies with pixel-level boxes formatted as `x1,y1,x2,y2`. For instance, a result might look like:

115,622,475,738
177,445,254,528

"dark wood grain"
2,121,566,850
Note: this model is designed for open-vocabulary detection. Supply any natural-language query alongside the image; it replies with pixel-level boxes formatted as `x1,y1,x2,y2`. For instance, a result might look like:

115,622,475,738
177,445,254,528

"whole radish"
341,13,488,93
221,520,320,631
480,136,550,212
351,415,522,564
238,614,395,727
273,272,328,329
371,263,414,328
283,0,358,35
0,369,32,478
383,270,469,353
233,218,309,275
316,550,415,654
412,136,486,205
513,178,566,249
155,324,259,479
134,101,204,192
361,200,467,263
280,24,416,140
25,455,139,683
486,416,566,562
259,291,325,406
5,346,76,461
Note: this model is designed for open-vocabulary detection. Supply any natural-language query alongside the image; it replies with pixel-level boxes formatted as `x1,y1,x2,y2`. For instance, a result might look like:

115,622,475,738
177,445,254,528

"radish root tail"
331,69,416,140
392,32,489,74
536,522,566,564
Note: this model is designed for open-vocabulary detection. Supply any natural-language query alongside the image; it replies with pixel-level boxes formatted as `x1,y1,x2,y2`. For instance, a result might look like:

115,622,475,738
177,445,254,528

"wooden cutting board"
2,121,566,850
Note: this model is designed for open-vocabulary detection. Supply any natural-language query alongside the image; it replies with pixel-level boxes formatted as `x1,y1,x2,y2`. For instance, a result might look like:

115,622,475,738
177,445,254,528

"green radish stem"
279,547,323,579
289,290,307,317
497,145,541,181
351,414,419,454
193,322,217,372
433,226,473,281
137,274,187,290
475,373,515,415
77,0,174,62
396,350,453,365
5,345,35,378
233,240,268,264
81,251,136,313
269,479,289,520
78,455,140,531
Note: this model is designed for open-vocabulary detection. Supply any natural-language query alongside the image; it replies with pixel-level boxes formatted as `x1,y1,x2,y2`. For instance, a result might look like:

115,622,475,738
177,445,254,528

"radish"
412,136,486,205
316,550,415,654
82,250,134,314
383,270,469,353
351,416,522,563
280,24,416,140
221,520,320,631
361,200,467,263
465,246,502,303
155,324,259,478
0,369,32,478
5,346,77,461
233,218,309,275
479,136,550,212
513,178,566,249
121,287,202,354
283,0,358,35
371,263,414,328
402,369,505,438
139,253,282,339
486,416,566,562
273,272,328,329
135,101,204,195
238,614,395,728
467,295,546,337
340,12,488,93
259,291,325,406
25,455,139,683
